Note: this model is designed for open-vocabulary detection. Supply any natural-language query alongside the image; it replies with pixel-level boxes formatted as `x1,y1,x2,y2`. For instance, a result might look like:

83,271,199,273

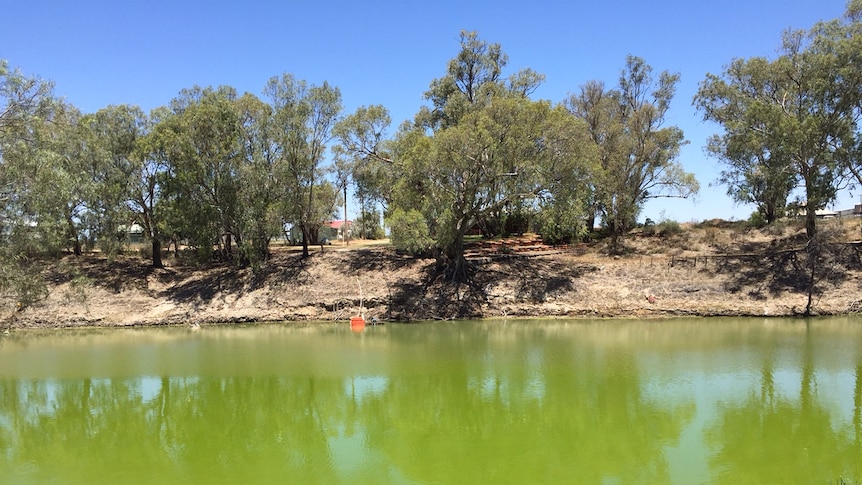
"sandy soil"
5,219,862,329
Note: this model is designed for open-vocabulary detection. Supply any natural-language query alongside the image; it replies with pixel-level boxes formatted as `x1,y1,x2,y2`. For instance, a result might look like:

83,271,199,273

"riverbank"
5,220,862,329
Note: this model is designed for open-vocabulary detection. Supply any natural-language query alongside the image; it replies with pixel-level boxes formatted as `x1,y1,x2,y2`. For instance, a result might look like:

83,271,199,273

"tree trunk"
344,184,349,246
764,201,776,225
224,233,234,261
608,219,624,255
66,216,81,256
301,223,310,258
443,226,471,283
805,204,817,239
586,211,596,235
152,238,163,268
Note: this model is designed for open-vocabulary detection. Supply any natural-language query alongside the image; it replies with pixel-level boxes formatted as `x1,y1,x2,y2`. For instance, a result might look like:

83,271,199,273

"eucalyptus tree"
339,32,592,282
416,98,592,280
80,104,149,258
265,74,342,257
1,61,51,245
235,92,281,263
567,56,697,254
0,60,54,147
27,101,92,255
127,106,172,267
696,2,862,238
157,86,244,262
831,2,862,191
418,30,544,131
333,104,395,211
0,60,55,309
704,101,797,226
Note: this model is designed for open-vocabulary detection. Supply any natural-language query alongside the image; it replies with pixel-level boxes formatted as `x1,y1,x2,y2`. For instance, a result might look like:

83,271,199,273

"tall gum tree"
567,56,697,254
82,104,148,259
132,106,172,267
338,32,592,283
29,101,91,255
419,98,592,281
1,61,55,244
235,92,280,264
0,60,56,310
265,74,342,258
397,99,593,282
158,86,244,261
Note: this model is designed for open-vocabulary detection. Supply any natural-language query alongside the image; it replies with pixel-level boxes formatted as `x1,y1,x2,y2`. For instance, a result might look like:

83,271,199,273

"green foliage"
502,209,530,236
696,4,862,238
0,249,48,312
335,33,593,281
641,218,683,237
387,209,434,256
266,74,342,258
332,105,395,210
354,207,384,240
657,219,682,236
534,202,587,245
747,211,768,229
567,56,698,254
418,30,544,131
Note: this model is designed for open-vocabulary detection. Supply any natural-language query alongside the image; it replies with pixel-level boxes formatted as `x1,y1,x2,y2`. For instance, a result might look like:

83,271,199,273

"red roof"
328,220,351,229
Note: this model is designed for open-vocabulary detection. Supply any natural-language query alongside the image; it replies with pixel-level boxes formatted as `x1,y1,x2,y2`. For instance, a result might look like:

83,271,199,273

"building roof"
328,220,352,229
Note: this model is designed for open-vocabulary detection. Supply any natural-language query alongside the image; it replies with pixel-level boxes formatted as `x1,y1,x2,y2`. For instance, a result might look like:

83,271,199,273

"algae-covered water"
1,318,860,484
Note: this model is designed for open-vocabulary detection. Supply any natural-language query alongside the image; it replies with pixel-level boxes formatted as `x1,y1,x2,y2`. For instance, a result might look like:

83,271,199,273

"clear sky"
0,0,854,222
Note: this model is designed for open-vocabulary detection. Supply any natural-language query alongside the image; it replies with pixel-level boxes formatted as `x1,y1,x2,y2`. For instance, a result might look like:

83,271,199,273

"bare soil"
5,219,862,329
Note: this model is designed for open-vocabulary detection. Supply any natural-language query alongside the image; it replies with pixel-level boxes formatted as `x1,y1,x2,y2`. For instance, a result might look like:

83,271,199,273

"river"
1,318,860,483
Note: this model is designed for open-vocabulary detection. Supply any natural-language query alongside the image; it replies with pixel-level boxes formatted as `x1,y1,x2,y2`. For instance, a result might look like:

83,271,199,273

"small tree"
354,207,384,239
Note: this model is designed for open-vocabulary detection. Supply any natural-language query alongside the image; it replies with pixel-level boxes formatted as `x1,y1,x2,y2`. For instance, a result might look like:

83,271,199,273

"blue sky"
0,0,853,222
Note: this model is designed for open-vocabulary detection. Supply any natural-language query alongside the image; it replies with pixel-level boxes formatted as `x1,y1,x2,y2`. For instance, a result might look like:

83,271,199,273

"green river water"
1,318,861,484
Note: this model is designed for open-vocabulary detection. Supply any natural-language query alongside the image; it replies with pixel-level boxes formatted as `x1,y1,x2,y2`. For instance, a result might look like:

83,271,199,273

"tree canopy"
567,56,697,253
695,1,862,237
337,31,595,281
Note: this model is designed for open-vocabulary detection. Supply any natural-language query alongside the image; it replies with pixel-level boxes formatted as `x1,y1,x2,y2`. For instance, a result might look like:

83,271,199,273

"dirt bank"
5,220,862,329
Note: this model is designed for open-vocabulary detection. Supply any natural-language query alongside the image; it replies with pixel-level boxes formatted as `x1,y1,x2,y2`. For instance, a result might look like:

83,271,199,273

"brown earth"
5,218,862,329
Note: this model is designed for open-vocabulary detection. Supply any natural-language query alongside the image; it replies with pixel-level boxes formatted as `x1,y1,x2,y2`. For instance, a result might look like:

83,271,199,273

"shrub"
642,218,682,237
657,219,682,237
386,209,435,256
747,211,768,229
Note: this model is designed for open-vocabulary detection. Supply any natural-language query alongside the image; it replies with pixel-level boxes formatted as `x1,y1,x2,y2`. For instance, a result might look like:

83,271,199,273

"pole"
344,183,349,246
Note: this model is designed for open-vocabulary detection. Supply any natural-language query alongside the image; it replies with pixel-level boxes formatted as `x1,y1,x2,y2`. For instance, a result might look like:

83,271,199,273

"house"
328,220,353,242
117,222,145,244
287,220,351,245
793,208,842,219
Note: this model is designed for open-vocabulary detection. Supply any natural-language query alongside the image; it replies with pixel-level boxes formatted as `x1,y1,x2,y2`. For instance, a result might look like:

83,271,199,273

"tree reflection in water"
0,319,861,483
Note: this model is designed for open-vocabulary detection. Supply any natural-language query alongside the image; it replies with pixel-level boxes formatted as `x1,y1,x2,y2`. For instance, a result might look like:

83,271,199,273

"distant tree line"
0,33,697,283
2,1,861,300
